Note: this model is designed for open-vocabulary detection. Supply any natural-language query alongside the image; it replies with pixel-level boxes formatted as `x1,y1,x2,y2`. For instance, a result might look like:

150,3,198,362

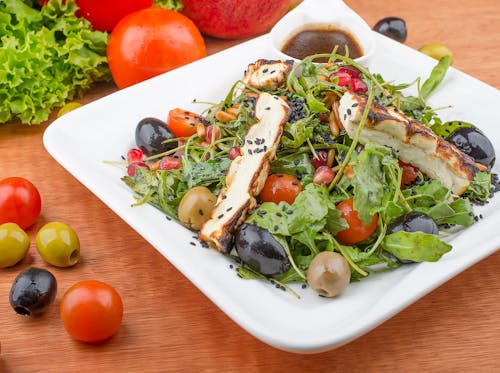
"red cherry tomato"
76,0,153,32
336,198,378,245
107,8,206,89
0,177,41,229
259,174,302,205
398,160,419,188
60,280,123,343
167,108,206,138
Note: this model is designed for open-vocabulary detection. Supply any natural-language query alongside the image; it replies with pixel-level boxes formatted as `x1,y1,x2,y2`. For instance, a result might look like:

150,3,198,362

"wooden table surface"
1,1,499,371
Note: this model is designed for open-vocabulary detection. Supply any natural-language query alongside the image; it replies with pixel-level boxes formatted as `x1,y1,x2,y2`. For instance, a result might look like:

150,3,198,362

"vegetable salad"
121,53,497,297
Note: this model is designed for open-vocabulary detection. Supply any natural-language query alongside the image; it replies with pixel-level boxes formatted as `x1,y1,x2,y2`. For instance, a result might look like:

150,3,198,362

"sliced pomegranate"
311,150,328,169
127,148,143,164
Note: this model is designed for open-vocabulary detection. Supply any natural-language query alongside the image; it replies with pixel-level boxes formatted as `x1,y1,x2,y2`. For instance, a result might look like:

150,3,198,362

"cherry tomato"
76,0,153,32
0,177,41,229
60,280,123,343
167,108,206,138
259,174,302,205
107,8,206,89
336,198,378,245
398,160,419,188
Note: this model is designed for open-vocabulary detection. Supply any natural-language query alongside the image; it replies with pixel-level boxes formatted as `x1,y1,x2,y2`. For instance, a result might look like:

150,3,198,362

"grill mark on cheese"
339,91,478,195
200,93,290,252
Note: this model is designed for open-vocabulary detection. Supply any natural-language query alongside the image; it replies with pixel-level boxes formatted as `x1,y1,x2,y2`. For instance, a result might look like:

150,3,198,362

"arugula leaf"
282,117,314,148
288,184,330,234
270,153,315,179
352,144,395,225
246,202,291,236
465,171,491,201
182,157,230,189
382,231,452,262
420,55,452,100
431,120,473,139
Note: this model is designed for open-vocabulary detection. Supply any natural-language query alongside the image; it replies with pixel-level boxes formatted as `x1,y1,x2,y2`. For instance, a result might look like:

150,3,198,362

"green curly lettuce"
0,0,111,124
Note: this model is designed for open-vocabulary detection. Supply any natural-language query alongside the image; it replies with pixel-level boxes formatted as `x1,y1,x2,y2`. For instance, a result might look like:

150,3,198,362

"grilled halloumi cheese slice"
232,59,294,99
338,91,478,195
200,93,290,252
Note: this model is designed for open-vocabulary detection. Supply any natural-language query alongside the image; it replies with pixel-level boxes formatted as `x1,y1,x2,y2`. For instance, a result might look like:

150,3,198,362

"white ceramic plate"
43,20,500,353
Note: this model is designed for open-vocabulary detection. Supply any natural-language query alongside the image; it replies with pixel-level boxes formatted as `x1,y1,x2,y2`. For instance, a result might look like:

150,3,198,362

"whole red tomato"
107,7,206,89
76,0,154,32
0,177,41,229
259,174,302,205
60,280,123,343
335,197,378,245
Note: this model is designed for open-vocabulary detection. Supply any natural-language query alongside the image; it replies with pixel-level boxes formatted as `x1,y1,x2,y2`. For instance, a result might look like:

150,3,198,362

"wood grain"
1,1,499,372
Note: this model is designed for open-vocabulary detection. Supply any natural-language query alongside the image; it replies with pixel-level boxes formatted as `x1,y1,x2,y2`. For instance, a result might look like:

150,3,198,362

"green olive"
178,187,217,230
307,251,351,297
0,223,30,268
36,222,80,267
418,43,454,63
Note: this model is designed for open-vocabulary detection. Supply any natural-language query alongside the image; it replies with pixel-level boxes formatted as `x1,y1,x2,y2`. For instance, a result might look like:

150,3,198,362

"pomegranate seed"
127,148,143,164
158,156,181,170
329,71,351,87
229,146,242,160
313,166,336,185
336,65,362,79
127,162,149,176
349,78,368,93
205,125,221,143
311,150,328,169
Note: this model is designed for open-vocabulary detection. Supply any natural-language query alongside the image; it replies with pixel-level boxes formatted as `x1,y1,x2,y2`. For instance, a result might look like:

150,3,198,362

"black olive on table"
447,127,496,170
135,117,177,157
386,211,439,264
10,267,57,316
235,224,290,276
373,17,407,43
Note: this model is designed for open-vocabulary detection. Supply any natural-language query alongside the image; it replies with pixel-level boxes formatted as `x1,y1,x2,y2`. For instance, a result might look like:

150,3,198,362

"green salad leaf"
382,231,452,262
0,0,111,124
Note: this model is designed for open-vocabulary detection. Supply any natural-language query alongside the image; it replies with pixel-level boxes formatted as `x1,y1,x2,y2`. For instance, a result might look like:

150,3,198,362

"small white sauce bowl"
270,0,376,67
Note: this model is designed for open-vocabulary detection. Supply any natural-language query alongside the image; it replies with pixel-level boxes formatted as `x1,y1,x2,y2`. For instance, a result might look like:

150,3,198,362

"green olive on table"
0,223,30,268
178,186,217,230
36,222,80,267
418,43,453,63
307,251,351,298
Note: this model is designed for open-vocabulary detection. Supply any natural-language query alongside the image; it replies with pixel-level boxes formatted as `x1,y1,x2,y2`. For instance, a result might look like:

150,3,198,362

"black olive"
10,267,57,316
135,117,176,157
235,224,290,276
388,211,438,235
386,212,438,264
373,17,407,43
447,127,496,170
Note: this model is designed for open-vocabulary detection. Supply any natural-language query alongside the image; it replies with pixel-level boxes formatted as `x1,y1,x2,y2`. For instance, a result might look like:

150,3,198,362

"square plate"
43,30,500,353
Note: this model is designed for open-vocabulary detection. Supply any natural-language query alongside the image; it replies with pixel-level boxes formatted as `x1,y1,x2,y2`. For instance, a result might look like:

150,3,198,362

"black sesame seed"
190,242,196,246
276,212,283,217
270,70,276,74
121,155,126,160
352,103,358,107
291,181,299,186
221,195,227,200
248,149,253,155
347,108,352,115
265,107,271,110
229,264,234,269
262,68,269,73
166,216,172,221
217,214,224,219
247,139,253,144
286,210,294,215
294,159,300,165
198,209,204,216
273,225,279,231
226,207,233,212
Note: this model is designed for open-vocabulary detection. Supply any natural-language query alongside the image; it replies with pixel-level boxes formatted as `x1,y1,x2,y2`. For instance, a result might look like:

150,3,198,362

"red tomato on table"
60,280,123,343
107,7,206,89
0,177,41,229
